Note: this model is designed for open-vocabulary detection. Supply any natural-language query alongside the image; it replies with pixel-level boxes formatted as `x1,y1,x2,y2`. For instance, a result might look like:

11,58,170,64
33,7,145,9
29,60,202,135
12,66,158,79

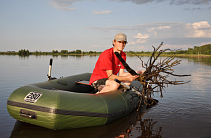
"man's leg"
99,80,120,93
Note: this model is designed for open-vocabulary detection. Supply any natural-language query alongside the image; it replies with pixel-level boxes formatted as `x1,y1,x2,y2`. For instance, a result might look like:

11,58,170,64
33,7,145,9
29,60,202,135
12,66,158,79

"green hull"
7,73,142,130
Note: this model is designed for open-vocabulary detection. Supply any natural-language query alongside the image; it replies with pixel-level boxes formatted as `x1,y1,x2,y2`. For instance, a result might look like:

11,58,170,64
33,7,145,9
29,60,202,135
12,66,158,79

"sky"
0,0,211,52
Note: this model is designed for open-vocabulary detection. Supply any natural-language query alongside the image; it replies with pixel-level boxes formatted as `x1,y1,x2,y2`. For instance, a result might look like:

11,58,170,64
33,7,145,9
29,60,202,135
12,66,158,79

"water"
0,55,211,138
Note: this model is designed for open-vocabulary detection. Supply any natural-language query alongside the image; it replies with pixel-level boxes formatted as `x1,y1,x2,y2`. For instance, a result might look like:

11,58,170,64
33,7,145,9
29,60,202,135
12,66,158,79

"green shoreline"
1,52,211,57
1,43,211,57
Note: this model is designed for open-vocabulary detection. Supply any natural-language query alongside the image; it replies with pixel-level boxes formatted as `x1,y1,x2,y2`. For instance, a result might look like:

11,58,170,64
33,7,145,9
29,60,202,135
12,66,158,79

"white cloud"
49,0,82,11
88,21,211,50
148,26,170,36
157,26,171,29
134,33,150,44
89,21,211,39
186,21,211,37
192,21,211,29
135,33,150,39
92,10,113,14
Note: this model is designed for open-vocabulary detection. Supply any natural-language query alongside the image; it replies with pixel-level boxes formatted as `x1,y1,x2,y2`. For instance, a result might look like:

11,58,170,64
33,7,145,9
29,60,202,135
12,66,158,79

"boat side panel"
7,85,60,129
7,105,57,129
99,90,140,124
55,92,108,129
98,90,128,123
7,84,108,129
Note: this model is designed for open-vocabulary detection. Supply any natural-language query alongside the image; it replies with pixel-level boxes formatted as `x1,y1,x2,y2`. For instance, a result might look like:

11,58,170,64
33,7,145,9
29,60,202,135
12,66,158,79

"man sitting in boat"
89,33,144,93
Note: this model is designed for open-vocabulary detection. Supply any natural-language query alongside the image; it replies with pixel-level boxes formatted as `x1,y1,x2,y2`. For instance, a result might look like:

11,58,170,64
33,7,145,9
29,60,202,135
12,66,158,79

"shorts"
91,78,108,92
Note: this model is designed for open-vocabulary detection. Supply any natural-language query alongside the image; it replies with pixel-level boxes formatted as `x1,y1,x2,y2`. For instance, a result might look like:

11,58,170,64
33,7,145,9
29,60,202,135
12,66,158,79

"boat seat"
75,80,98,94
75,80,90,85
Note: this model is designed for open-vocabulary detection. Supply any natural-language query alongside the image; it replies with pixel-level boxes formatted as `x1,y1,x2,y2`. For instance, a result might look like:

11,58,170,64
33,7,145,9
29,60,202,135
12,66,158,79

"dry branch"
130,42,191,109
115,42,191,109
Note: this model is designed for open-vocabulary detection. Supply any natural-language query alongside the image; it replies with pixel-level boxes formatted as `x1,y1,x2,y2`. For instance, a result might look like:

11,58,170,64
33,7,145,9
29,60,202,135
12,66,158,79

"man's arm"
106,69,138,82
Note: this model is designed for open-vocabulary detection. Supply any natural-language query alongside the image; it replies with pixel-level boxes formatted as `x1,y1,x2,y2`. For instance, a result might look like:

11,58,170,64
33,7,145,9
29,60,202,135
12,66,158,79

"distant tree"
69,50,76,54
18,49,29,56
61,50,68,54
75,50,82,54
89,51,94,54
52,50,58,54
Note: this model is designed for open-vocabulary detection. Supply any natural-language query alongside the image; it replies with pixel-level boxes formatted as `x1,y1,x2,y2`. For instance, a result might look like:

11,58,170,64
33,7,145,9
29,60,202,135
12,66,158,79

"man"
89,33,143,93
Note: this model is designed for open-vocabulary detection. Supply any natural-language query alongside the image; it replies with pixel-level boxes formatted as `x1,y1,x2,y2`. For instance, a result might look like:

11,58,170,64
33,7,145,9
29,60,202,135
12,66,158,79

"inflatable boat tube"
7,73,143,130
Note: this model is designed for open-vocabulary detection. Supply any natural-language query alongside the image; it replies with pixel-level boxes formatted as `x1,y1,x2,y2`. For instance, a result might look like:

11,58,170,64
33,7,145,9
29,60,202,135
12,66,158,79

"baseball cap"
114,33,127,42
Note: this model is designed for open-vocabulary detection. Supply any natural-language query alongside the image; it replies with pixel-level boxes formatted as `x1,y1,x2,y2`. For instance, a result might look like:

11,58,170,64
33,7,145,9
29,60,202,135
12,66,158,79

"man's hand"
126,74,139,82
136,70,144,75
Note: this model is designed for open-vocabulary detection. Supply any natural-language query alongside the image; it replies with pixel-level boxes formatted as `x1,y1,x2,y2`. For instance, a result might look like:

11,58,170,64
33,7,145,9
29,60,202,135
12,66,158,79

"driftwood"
115,42,191,109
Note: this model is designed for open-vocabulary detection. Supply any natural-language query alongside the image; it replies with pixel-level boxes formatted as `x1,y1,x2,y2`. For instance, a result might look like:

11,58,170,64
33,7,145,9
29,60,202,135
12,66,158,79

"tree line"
126,44,211,56
0,49,100,56
0,44,211,56
166,44,211,55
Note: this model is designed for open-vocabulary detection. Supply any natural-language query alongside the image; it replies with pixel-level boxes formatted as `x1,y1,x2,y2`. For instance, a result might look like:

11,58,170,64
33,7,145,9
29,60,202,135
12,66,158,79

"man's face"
113,40,126,52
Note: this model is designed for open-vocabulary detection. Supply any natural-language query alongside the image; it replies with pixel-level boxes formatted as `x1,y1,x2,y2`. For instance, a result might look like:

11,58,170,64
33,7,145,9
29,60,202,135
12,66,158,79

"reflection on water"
61,55,68,58
187,56,211,66
130,110,162,138
1,55,211,138
10,106,162,138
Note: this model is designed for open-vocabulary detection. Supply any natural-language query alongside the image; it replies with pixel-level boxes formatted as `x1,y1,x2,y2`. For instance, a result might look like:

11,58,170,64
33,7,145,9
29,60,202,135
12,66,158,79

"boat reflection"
10,106,162,138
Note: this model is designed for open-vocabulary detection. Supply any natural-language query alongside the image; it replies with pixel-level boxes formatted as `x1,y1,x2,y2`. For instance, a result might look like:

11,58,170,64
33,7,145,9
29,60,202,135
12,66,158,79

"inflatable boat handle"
114,78,142,96
20,109,37,119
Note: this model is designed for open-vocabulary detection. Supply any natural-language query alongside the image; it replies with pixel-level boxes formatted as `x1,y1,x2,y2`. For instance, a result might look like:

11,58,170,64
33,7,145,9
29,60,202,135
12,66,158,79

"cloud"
49,0,211,11
93,10,113,14
135,33,150,39
170,0,211,5
109,0,211,5
89,21,211,39
183,7,202,11
88,21,211,50
148,25,171,35
134,33,150,43
186,21,211,37
49,0,82,11
108,0,159,5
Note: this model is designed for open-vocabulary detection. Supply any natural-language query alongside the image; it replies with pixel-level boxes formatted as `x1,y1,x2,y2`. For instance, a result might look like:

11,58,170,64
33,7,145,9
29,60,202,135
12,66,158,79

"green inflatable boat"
7,73,143,130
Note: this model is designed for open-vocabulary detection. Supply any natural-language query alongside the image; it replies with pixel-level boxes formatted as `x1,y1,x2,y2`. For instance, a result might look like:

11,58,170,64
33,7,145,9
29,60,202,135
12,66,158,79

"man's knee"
110,82,120,90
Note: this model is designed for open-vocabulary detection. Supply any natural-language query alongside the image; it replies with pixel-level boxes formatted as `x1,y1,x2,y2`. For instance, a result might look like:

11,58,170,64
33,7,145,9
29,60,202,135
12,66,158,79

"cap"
114,33,127,42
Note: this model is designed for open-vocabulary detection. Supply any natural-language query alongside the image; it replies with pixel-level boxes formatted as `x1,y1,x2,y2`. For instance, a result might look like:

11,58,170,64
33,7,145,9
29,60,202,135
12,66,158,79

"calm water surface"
0,55,211,138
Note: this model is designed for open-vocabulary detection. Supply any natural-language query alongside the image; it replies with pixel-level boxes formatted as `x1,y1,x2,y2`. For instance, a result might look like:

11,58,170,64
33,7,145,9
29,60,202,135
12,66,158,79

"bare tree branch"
115,42,191,110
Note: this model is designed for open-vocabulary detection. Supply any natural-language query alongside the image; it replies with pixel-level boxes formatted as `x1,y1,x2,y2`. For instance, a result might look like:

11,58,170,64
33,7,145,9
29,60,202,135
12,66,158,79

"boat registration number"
24,92,43,103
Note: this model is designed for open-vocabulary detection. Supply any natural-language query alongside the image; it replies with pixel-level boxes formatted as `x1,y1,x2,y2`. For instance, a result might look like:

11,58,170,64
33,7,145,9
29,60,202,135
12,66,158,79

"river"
0,55,211,138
